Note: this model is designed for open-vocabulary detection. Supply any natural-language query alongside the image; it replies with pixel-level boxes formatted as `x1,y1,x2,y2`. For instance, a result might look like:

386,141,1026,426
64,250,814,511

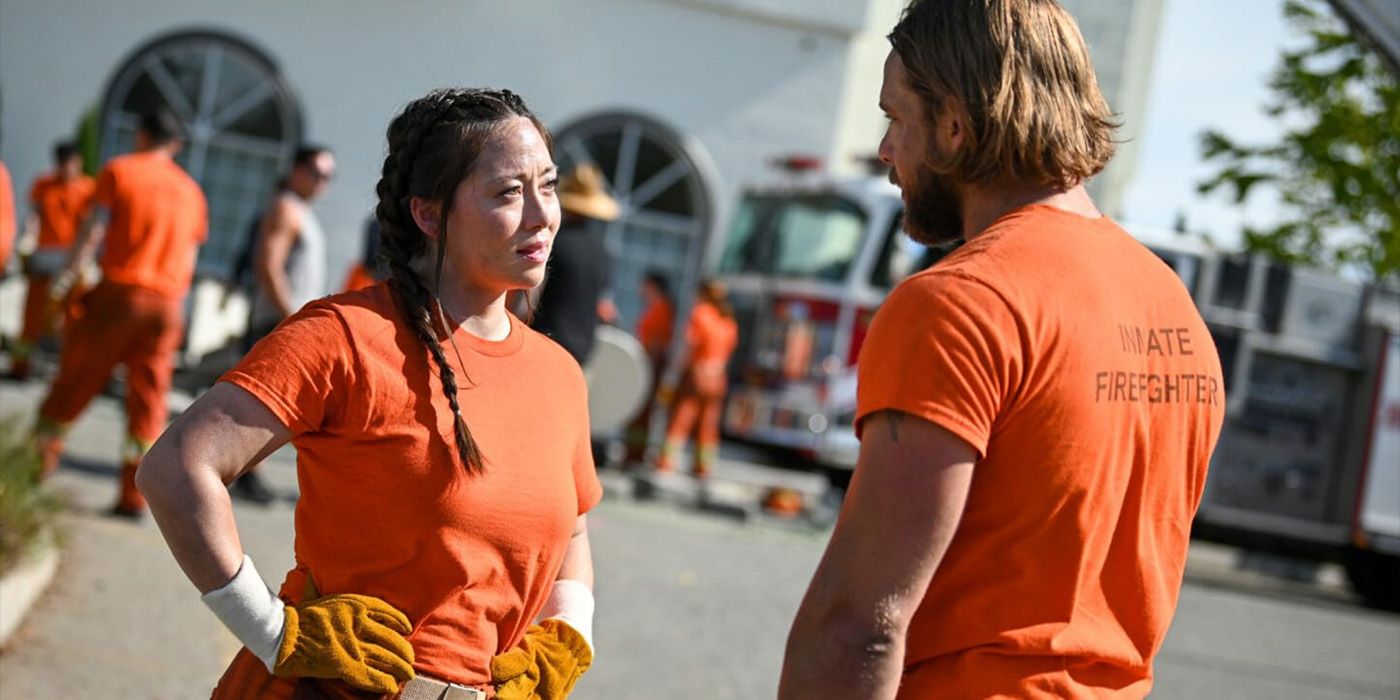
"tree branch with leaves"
1197,0,1399,282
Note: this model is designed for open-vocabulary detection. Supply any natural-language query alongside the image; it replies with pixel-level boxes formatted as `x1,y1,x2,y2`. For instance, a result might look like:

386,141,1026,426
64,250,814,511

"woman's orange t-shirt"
29,173,96,249
221,283,603,687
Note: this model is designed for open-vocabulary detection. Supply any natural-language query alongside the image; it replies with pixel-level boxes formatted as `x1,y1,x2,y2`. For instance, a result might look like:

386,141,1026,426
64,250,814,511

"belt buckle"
442,684,486,700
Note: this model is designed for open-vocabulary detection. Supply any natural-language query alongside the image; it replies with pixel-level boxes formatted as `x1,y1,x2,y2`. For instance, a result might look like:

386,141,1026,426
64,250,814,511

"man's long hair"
888,0,1118,189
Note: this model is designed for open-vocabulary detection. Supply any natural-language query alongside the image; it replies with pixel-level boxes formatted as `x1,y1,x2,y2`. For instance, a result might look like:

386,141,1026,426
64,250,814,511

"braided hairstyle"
374,87,552,475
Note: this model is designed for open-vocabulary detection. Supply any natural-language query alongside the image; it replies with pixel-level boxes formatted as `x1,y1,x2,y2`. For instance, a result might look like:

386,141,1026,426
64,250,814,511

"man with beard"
779,1,1224,698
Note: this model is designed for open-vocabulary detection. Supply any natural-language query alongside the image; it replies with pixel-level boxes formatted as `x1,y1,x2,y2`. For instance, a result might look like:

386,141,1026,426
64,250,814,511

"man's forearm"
779,607,906,699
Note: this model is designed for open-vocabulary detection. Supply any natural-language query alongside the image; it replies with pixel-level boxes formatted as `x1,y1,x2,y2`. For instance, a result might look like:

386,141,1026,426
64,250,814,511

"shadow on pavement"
57,454,119,479
173,346,243,398
1182,562,1378,615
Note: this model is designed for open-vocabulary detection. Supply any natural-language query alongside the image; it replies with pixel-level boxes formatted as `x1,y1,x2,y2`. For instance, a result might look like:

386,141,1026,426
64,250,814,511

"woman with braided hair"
139,87,600,699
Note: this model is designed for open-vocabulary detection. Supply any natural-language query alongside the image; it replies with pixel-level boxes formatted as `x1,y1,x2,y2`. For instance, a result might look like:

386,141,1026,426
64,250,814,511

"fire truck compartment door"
1360,333,1400,543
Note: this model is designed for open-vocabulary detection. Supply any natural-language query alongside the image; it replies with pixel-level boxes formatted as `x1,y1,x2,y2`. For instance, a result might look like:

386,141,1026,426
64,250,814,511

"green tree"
76,105,101,177
1197,0,1399,282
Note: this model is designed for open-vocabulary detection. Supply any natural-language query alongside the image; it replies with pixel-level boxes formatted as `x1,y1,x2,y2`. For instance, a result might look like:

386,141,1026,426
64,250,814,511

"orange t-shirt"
340,261,376,293
0,160,14,270
29,173,96,250
857,205,1224,698
221,284,603,687
686,301,738,363
636,298,674,357
91,152,207,299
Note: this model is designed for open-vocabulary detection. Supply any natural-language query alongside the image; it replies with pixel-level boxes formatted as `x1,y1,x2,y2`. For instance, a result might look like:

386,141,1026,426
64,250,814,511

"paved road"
1,380,1397,699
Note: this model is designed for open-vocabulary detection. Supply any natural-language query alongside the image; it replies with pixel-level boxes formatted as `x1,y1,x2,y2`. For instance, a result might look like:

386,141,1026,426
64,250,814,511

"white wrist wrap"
201,555,287,671
538,579,595,651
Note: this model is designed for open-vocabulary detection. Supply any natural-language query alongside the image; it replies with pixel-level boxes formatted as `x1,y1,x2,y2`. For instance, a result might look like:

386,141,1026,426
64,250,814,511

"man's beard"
893,161,963,246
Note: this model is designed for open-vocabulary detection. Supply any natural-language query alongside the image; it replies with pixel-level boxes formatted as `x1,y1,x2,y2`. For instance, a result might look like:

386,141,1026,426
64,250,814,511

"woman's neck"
437,285,512,341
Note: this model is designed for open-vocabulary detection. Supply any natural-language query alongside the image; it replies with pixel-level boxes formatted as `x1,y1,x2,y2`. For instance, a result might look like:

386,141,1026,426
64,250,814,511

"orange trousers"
659,378,725,475
38,281,184,444
211,649,376,700
20,273,86,349
18,274,57,351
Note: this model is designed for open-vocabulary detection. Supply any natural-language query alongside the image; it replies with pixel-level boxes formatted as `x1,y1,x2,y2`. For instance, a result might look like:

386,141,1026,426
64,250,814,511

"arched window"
99,30,301,279
552,112,716,328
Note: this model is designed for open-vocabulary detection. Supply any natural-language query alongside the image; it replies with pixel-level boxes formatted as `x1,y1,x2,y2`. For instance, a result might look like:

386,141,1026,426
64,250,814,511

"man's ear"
939,104,967,155
409,197,441,238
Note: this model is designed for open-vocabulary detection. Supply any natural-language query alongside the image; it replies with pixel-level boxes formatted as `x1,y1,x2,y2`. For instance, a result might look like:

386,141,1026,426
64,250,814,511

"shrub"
0,415,62,576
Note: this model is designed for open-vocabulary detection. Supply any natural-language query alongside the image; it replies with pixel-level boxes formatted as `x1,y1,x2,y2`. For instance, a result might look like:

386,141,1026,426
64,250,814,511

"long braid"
389,244,483,474
373,87,548,475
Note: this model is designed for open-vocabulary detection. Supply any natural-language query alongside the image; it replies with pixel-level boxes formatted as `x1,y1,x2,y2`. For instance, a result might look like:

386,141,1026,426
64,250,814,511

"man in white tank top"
248,146,332,340
235,145,333,504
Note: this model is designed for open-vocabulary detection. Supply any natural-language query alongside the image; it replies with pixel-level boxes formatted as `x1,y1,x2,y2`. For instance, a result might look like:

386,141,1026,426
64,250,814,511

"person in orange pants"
33,109,207,518
624,271,675,464
656,279,738,477
7,142,96,380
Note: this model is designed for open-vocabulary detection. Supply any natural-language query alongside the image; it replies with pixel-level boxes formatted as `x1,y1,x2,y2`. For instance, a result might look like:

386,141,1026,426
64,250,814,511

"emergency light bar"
770,155,824,172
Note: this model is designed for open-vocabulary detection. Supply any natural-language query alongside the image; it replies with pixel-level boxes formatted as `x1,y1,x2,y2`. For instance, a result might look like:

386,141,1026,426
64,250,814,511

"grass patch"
0,415,62,576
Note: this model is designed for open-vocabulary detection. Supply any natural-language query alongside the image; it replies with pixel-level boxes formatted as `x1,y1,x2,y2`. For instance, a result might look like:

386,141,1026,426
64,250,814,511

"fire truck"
717,165,914,473
715,167,1400,609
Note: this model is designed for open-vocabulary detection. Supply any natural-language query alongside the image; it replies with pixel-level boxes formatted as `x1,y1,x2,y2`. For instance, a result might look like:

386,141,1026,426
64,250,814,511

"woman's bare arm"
555,514,594,588
137,382,292,593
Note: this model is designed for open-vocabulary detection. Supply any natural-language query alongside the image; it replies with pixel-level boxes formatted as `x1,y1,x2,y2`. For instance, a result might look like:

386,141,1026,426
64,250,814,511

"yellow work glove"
490,619,594,700
272,593,417,694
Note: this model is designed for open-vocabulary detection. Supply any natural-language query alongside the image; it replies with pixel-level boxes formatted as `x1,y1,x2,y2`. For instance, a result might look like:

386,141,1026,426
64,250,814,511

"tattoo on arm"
884,411,904,443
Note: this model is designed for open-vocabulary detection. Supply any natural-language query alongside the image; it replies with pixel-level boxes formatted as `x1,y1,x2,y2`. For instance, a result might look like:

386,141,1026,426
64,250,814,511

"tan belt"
397,675,491,700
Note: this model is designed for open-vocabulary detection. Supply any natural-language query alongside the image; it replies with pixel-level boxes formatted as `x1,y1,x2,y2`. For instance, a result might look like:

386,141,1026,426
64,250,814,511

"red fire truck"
717,168,918,477
715,168,1400,608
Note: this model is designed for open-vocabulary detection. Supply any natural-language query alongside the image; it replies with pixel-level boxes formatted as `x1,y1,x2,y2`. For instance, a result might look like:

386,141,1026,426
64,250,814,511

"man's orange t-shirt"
636,298,674,357
30,173,96,250
221,283,603,687
857,205,1224,698
686,301,738,363
91,152,207,299
0,160,15,270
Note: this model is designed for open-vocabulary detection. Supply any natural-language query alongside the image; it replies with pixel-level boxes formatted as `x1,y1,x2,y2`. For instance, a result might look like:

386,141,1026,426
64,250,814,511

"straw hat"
559,163,621,222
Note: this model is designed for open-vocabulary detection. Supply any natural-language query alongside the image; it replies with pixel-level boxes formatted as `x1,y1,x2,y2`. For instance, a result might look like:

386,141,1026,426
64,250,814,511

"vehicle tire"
1344,548,1400,611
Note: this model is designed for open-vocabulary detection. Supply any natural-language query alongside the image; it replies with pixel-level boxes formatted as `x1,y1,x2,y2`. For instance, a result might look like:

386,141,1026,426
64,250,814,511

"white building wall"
656,0,870,34
820,0,1167,216
829,0,907,176
1060,0,1166,218
0,0,1165,314
1,0,875,284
